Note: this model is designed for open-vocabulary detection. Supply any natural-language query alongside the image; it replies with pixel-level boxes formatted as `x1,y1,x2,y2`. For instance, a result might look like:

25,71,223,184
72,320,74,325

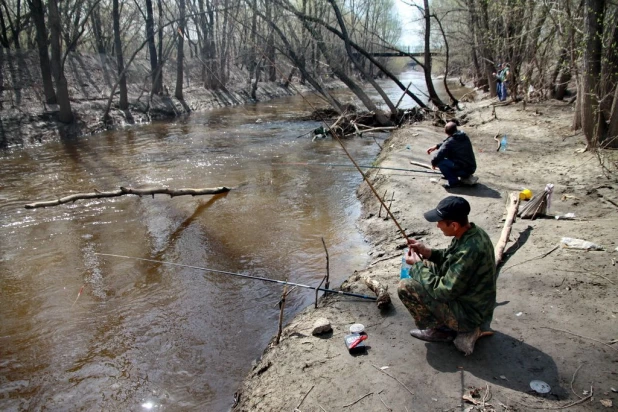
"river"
0,70,461,411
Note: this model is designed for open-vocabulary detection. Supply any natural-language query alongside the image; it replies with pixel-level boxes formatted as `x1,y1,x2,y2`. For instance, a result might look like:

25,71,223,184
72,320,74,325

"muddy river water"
0,70,461,410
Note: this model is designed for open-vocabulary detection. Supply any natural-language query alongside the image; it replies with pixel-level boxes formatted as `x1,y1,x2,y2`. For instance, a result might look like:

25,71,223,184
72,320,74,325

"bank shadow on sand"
425,331,566,399
444,183,501,199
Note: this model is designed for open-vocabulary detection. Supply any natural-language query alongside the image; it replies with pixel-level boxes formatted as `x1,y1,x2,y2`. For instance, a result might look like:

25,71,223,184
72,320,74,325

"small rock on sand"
312,317,332,335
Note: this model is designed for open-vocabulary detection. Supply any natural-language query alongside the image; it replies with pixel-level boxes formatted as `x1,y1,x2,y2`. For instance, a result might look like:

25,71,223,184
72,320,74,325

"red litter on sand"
345,325,368,354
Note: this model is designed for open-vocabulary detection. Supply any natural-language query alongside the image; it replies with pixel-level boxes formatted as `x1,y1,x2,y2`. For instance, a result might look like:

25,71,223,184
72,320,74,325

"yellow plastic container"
519,189,532,200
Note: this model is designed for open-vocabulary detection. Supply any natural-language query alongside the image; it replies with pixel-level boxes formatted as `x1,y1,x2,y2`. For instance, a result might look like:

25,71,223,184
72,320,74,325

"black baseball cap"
423,196,470,222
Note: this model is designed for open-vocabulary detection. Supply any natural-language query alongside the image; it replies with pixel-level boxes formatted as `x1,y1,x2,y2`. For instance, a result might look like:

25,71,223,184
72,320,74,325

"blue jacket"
431,130,477,175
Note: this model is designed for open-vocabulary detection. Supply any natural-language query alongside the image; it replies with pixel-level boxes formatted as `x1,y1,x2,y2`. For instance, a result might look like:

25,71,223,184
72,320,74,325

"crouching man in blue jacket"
427,122,479,188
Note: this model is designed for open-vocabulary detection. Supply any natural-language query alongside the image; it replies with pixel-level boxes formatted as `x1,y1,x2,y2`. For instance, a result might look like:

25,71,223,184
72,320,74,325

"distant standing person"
397,196,496,355
427,122,478,188
493,63,503,99
500,64,511,101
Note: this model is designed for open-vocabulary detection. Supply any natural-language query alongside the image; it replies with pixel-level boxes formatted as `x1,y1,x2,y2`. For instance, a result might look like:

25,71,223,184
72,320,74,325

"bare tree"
48,0,73,123
145,0,162,94
27,0,57,104
112,0,128,110
175,0,185,100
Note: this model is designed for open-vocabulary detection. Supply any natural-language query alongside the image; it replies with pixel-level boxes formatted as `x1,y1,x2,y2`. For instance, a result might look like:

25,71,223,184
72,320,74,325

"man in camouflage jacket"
398,196,495,354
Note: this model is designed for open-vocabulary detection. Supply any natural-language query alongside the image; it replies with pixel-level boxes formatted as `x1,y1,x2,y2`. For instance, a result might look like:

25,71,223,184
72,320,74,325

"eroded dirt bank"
233,98,618,411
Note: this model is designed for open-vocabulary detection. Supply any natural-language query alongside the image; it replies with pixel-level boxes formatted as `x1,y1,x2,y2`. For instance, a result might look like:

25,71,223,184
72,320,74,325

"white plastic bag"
560,237,604,251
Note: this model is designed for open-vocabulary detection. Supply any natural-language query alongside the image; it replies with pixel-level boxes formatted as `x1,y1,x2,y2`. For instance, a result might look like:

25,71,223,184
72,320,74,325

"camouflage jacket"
409,224,496,331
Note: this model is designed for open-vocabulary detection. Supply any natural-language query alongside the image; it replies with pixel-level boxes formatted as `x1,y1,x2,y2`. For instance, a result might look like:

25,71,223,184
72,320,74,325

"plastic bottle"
500,135,508,152
400,248,412,279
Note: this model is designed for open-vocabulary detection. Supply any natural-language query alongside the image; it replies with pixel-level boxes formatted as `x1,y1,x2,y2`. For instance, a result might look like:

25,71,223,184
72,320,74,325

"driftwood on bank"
495,192,521,266
304,107,429,139
518,184,554,219
24,186,232,209
409,160,434,170
362,275,391,309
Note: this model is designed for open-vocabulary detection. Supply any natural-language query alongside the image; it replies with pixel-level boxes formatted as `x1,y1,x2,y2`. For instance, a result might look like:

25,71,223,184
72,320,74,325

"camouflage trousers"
397,278,460,331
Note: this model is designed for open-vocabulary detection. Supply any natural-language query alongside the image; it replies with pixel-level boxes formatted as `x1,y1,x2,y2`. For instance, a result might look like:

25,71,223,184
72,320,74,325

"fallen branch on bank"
24,186,232,209
409,160,433,170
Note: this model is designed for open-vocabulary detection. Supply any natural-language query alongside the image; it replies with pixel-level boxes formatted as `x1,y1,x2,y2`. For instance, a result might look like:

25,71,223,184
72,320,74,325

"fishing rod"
274,162,440,175
95,253,377,301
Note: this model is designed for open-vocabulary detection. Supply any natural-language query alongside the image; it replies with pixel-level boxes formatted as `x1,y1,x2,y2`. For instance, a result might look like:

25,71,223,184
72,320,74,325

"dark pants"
436,159,470,186
397,278,460,331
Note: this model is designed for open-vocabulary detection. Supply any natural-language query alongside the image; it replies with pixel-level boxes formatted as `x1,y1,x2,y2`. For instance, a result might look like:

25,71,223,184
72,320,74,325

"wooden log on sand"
25,186,231,209
495,192,521,266
362,275,391,309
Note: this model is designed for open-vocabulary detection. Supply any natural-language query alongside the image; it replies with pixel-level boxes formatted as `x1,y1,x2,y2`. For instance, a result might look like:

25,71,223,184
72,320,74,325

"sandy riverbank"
232,96,618,411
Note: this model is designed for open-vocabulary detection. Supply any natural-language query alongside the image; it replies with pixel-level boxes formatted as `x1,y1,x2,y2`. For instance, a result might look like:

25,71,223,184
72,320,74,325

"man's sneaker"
460,175,479,186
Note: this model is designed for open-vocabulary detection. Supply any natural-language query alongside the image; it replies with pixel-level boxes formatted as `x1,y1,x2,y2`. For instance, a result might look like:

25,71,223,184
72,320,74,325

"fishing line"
224,8,415,241
273,162,440,175
95,253,377,301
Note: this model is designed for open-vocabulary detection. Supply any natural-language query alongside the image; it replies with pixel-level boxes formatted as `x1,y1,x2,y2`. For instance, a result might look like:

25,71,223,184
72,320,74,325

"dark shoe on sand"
410,328,456,342
453,327,482,355
460,175,479,185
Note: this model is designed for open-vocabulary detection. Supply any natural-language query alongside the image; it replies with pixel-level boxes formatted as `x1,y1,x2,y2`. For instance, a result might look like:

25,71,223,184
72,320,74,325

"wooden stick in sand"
275,286,288,345
495,192,521,266
409,160,433,170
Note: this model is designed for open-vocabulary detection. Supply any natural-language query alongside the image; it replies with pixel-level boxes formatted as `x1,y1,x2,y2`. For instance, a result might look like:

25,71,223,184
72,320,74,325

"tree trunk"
600,12,618,122
326,0,396,115
156,0,164,93
248,1,343,112
297,15,380,114
606,82,618,148
551,47,569,100
422,0,449,110
466,0,481,79
90,4,106,54
175,0,185,100
0,7,10,48
28,0,56,104
113,0,128,110
476,0,497,96
145,0,161,94
581,0,606,147
573,78,583,131
275,0,429,110
265,2,277,82
432,11,459,107
48,0,73,123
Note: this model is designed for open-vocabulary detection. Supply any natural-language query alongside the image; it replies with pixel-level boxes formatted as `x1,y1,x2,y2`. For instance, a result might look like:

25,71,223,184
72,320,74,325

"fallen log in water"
24,186,232,209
